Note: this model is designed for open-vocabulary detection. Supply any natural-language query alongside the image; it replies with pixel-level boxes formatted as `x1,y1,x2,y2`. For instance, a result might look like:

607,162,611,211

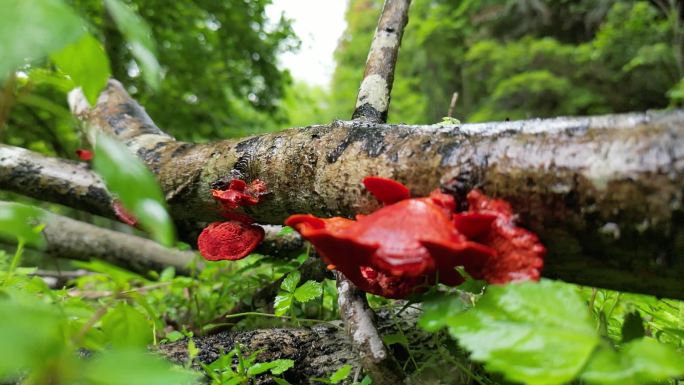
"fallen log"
69,81,684,299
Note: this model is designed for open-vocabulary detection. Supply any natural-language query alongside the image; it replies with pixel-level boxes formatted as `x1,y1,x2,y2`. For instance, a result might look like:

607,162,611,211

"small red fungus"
285,176,545,298
75,149,93,161
112,200,138,226
211,179,267,211
198,178,268,261
197,221,265,261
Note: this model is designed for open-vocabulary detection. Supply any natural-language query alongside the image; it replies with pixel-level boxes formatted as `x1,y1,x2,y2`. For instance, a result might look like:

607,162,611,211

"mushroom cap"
197,221,265,261
285,177,546,299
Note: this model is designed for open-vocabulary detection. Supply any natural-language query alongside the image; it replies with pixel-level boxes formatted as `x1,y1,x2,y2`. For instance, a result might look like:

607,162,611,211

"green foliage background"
1,1,684,384
329,0,684,123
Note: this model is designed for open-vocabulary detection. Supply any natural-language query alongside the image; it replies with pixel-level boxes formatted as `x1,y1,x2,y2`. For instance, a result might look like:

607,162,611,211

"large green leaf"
0,298,65,380
293,280,322,303
104,0,160,89
83,349,199,385
93,132,175,246
0,0,84,79
101,303,152,348
51,33,111,106
0,202,45,247
580,339,684,385
446,280,599,385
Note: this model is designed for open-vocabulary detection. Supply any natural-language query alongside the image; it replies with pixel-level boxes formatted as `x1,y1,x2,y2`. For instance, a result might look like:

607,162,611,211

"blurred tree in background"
330,0,684,123
2,0,297,159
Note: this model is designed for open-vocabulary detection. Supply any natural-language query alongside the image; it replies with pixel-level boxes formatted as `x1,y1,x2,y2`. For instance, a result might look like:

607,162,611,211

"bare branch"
335,272,405,385
0,144,113,218
352,0,411,123
36,207,196,274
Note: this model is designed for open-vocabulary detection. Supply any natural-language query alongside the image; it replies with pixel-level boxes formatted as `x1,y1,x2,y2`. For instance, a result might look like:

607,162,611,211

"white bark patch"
356,75,389,112
371,30,398,51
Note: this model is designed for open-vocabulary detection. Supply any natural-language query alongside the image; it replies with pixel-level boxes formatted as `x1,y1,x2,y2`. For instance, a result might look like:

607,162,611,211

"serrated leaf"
274,293,293,316
104,0,160,89
0,0,85,80
51,33,110,105
620,311,645,343
101,303,152,348
293,280,322,303
0,202,45,247
247,359,294,376
93,133,175,246
329,364,352,384
281,271,301,293
580,339,684,385
447,280,599,385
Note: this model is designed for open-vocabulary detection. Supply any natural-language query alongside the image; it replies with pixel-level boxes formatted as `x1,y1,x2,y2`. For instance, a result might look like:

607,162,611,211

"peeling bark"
69,82,684,299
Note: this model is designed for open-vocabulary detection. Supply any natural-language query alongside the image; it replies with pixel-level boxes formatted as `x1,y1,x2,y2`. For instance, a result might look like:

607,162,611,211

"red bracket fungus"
285,176,545,299
197,178,267,261
75,149,93,161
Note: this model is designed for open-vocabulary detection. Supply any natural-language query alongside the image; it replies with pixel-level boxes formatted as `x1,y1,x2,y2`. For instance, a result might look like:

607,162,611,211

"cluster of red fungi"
76,146,544,299
197,175,545,299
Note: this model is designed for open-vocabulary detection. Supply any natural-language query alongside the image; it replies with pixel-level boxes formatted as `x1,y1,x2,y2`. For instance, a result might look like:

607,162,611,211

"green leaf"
417,291,470,332
580,339,684,385
358,375,372,385
446,280,599,385
329,364,352,384
278,226,295,236
101,303,152,348
93,132,175,246
0,0,85,80
0,202,45,247
246,359,294,376
620,311,645,343
165,331,184,343
51,33,110,106
274,293,293,317
104,0,160,89
281,271,301,293
382,333,408,348
83,349,199,385
293,280,322,303
0,297,65,380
